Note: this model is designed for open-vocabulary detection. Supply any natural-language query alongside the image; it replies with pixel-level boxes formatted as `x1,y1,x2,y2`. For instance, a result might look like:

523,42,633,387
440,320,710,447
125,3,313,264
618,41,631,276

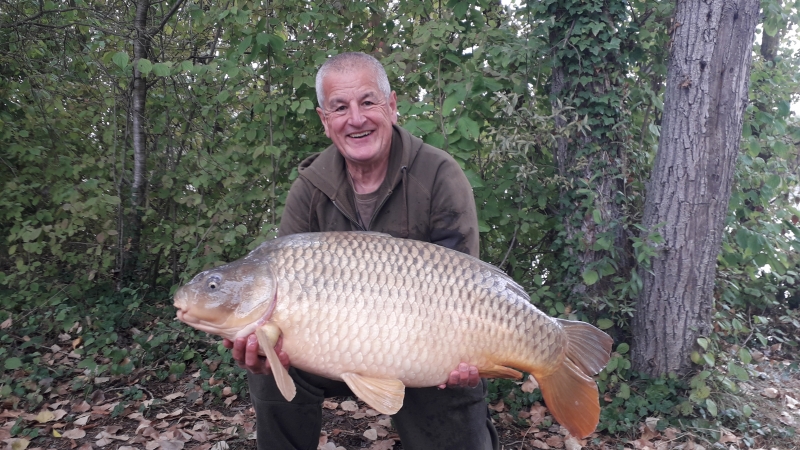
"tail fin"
535,319,613,438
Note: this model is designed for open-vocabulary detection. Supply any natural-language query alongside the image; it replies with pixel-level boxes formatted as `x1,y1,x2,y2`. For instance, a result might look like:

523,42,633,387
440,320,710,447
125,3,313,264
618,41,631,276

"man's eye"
335,106,346,112
363,101,374,106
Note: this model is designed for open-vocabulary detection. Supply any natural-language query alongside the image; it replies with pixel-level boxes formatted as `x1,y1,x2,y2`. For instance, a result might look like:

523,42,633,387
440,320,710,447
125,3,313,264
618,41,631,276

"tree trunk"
631,0,759,376
122,0,151,283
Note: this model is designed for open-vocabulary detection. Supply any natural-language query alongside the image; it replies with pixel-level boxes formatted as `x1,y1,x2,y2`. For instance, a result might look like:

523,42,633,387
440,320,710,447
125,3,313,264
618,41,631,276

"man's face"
316,68,398,167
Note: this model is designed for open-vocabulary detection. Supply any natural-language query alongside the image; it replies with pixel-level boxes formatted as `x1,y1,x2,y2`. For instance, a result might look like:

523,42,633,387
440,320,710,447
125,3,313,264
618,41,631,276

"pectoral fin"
340,373,405,415
255,325,296,402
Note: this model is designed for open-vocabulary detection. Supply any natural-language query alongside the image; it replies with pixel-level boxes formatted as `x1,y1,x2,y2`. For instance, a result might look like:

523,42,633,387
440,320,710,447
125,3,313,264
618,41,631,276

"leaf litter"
1,355,797,449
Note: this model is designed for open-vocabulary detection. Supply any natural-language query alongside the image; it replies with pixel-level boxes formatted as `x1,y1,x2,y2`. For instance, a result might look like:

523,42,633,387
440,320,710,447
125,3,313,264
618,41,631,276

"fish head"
174,256,277,340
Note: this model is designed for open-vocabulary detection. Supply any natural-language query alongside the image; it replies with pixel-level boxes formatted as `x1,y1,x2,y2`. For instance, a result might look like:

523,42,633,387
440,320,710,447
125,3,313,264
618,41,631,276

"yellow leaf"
53,429,62,437
11,438,30,450
36,410,55,423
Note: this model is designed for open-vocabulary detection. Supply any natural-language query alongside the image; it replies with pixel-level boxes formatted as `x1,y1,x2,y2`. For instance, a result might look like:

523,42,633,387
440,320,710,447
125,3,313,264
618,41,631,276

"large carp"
174,232,612,438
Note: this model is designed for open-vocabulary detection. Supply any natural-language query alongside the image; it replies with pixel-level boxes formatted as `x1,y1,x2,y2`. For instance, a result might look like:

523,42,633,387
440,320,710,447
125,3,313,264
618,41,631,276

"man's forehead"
327,90,381,105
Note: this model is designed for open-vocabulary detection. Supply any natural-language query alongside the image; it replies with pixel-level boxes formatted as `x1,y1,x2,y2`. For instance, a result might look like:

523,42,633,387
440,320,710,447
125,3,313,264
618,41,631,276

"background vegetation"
1,0,799,445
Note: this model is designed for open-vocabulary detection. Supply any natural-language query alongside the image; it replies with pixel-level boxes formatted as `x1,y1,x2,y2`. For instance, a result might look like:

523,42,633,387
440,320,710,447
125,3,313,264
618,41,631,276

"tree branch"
148,0,186,36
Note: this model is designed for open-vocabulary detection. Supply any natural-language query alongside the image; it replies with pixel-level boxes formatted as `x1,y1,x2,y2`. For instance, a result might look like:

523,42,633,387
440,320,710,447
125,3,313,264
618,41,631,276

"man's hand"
222,334,290,375
438,363,480,389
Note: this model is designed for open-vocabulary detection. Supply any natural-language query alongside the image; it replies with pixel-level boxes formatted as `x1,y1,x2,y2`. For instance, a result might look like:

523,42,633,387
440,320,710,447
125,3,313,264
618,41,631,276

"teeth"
349,131,371,138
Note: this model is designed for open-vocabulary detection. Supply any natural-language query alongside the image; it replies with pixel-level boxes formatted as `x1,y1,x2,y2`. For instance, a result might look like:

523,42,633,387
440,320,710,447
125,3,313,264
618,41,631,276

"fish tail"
533,319,613,439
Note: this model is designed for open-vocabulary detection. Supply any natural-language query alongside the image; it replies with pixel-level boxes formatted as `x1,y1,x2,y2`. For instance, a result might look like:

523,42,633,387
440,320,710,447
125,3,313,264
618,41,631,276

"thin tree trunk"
632,0,759,376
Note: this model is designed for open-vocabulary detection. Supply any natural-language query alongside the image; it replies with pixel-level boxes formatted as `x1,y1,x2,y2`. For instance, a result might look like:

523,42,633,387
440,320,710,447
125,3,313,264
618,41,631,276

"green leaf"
153,62,171,77
464,169,484,188
597,318,613,330
616,343,629,354
217,90,230,103
697,337,708,350
583,269,599,285
592,209,602,224
112,51,129,68
137,58,153,75
705,398,717,416
616,382,630,399
738,347,752,364
4,357,22,370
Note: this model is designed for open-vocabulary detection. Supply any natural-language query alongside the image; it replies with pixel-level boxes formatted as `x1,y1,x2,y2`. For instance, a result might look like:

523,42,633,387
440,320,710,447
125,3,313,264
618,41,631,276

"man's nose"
346,103,366,125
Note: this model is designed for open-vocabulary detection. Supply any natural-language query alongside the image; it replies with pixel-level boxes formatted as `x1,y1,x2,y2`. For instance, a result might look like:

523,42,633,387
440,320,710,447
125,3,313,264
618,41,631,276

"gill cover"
183,255,278,328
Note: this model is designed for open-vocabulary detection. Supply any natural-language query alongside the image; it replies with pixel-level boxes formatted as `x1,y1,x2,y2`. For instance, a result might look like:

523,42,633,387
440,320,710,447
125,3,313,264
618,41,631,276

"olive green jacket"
278,125,479,257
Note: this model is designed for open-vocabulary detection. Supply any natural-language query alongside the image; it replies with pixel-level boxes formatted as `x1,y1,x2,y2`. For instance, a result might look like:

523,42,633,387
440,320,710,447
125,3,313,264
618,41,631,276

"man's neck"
346,158,390,194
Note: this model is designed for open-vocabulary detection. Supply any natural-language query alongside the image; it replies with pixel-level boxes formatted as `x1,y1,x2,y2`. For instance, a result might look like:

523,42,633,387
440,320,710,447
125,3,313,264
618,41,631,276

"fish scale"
174,231,613,438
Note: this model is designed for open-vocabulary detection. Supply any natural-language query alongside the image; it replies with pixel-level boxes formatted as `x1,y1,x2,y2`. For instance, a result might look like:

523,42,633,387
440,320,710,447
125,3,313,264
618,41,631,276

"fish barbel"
174,232,612,438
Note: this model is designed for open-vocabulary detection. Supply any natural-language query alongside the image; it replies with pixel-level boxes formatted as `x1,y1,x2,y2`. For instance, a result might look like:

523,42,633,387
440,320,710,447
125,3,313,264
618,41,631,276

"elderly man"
224,52,498,450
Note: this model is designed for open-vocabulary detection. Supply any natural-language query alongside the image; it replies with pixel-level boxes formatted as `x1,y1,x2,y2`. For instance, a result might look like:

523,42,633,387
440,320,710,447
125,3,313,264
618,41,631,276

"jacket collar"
297,125,421,224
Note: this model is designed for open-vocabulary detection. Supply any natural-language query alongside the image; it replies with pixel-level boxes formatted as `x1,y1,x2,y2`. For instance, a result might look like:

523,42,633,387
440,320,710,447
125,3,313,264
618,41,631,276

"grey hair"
315,52,391,107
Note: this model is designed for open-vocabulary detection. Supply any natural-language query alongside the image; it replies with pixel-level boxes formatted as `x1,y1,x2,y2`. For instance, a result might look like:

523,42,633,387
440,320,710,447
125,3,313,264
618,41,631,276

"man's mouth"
348,131,372,139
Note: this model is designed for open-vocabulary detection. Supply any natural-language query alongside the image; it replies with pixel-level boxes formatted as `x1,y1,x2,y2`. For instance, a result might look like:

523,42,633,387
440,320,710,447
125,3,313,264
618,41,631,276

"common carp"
174,232,613,438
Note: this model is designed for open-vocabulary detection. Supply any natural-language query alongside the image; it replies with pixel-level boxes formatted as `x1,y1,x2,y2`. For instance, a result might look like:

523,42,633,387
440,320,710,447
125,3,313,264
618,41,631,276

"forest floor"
2,351,798,450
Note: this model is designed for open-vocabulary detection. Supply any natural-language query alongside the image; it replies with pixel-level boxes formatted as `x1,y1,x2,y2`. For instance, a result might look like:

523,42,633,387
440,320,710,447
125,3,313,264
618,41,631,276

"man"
224,52,498,450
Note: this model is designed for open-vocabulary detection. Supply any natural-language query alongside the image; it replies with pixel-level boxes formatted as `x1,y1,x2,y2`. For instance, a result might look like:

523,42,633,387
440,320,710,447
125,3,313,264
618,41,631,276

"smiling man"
224,52,496,450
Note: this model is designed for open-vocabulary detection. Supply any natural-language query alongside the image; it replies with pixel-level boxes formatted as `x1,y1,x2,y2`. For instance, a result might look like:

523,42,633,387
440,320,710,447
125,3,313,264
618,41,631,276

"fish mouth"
173,290,279,342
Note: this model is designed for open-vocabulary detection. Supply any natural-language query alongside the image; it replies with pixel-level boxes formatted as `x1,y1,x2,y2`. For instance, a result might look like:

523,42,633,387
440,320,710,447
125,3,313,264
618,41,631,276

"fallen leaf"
762,388,780,399
322,400,339,410
340,401,358,412
9,438,30,450
363,428,378,441
224,394,237,407
531,439,550,449
62,429,87,439
779,411,795,426
0,315,12,329
164,392,185,402
521,375,539,393
545,434,564,448
488,399,505,412
369,439,396,450
564,435,583,450
35,410,55,423
91,390,106,404
786,395,798,409
365,409,380,417
156,408,183,419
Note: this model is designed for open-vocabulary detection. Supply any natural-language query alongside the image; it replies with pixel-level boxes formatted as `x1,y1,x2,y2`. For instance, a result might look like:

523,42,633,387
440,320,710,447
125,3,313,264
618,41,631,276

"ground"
2,355,798,450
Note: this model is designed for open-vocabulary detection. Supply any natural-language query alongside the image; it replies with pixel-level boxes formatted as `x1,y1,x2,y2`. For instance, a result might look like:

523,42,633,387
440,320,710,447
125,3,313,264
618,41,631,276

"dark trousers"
248,369,499,450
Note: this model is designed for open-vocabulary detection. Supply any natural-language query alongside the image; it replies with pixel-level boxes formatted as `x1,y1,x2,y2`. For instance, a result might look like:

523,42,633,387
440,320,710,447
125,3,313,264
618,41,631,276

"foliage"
1,0,800,445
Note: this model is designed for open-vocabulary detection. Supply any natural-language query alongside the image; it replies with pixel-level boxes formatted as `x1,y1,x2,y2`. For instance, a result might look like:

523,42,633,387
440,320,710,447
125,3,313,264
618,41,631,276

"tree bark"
632,0,759,376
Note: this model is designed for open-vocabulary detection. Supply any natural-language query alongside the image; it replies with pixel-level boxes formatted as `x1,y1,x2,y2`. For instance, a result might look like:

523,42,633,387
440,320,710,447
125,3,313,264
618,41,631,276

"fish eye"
206,275,221,290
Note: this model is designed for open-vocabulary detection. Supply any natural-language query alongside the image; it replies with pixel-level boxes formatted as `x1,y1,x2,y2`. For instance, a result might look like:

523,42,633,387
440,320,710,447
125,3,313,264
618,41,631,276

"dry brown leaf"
156,408,183,419
61,428,87,439
521,375,539,393
531,440,550,449
164,392,185,402
779,411,795,426
564,435,583,450
340,401,358,411
376,418,392,428
74,414,90,426
158,438,185,450
363,428,378,441
351,412,366,419
488,399,505,412
529,404,548,426
545,434,564,448
0,315,12,329
223,395,237,407
322,400,339,410
369,439,396,450
762,387,780,399
786,395,799,409
90,390,106,405
365,409,380,417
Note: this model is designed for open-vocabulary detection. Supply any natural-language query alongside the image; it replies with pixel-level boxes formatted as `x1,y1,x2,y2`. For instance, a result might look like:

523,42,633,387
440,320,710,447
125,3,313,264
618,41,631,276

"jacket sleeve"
278,177,315,238
428,155,480,258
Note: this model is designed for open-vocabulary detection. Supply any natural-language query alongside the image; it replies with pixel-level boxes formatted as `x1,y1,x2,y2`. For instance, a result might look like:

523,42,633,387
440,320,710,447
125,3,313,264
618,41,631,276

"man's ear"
389,91,398,125
316,107,331,138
